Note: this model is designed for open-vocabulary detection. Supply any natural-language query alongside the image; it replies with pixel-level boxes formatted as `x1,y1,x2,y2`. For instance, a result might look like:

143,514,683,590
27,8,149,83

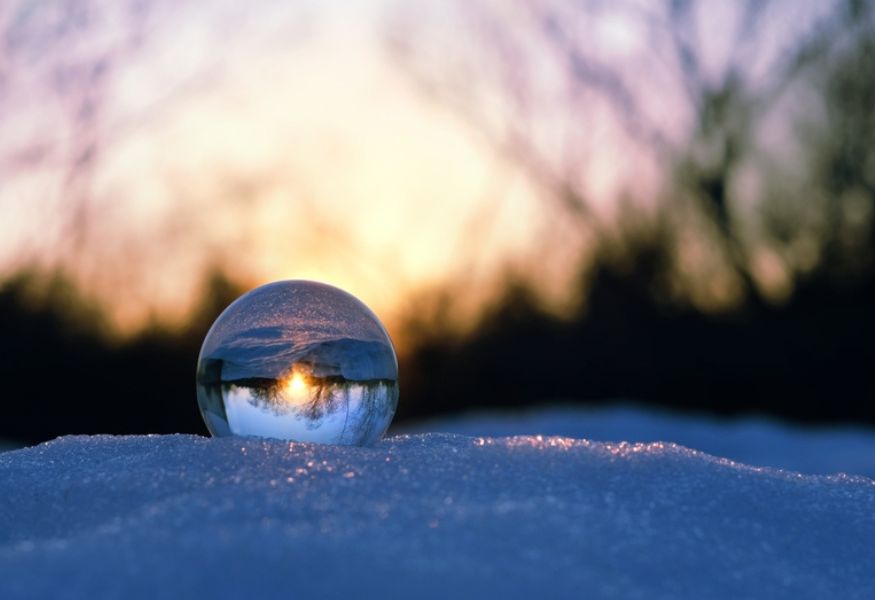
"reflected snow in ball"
196,281,398,445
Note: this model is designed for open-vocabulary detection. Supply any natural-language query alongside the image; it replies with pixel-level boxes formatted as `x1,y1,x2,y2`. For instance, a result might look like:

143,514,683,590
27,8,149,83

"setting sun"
290,373,307,393
284,371,309,400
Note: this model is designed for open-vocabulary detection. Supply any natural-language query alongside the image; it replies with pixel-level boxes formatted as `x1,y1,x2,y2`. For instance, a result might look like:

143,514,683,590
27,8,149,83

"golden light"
285,372,308,396
277,369,312,406
0,4,551,340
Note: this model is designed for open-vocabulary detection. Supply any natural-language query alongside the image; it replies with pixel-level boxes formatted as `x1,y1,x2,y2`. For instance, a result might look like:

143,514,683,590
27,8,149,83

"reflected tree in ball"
196,281,399,445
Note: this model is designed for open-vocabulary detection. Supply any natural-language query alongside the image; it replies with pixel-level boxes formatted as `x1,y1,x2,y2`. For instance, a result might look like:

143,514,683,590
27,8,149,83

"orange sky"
0,1,617,338
0,0,828,339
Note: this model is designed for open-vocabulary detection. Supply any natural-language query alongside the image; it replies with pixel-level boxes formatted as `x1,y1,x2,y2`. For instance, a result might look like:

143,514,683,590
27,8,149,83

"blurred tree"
0,1,315,334
1,1,159,264
0,267,247,444
804,19,875,280
390,0,875,424
389,0,875,311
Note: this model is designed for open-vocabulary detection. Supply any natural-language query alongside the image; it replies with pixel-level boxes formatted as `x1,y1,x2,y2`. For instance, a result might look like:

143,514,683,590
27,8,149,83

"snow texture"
407,405,875,479
2,429,874,599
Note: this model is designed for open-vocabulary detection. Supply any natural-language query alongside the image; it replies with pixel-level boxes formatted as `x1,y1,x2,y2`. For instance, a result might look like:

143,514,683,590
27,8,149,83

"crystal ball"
196,280,399,445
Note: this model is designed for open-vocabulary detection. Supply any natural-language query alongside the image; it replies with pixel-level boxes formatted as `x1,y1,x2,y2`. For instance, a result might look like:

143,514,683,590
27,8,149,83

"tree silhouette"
389,0,875,309
390,0,875,425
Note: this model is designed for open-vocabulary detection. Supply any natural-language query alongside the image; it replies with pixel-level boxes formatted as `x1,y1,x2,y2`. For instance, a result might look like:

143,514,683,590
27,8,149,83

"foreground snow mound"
1,435,874,599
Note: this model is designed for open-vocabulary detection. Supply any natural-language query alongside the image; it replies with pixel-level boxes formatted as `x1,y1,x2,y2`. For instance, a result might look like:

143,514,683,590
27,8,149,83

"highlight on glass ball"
196,280,399,446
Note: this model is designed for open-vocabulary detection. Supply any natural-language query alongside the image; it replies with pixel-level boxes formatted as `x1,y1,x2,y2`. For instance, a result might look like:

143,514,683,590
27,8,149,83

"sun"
285,371,308,395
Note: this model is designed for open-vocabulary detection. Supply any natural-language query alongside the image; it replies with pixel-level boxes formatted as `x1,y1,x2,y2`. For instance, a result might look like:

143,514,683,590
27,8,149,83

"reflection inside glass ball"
196,280,399,445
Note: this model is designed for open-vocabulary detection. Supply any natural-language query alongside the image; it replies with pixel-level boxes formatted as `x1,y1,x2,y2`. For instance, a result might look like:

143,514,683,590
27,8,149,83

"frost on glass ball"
196,280,398,445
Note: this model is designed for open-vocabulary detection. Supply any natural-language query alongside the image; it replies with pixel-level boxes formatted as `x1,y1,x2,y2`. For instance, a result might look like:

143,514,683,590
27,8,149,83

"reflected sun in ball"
287,371,307,394
283,371,310,404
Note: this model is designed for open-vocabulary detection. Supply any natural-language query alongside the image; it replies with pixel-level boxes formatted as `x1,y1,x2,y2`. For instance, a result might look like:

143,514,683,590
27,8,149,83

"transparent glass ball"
196,280,399,445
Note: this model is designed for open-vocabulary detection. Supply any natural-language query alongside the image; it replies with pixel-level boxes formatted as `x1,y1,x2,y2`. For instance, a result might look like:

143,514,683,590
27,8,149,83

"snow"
406,405,875,479
2,417,875,598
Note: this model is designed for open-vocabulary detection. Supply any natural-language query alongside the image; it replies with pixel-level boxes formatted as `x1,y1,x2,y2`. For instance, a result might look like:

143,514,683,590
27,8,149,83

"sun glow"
282,371,310,404
0,3,554,341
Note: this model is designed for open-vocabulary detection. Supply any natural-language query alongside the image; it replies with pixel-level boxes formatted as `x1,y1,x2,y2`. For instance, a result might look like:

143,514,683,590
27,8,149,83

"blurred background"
1,0,874,446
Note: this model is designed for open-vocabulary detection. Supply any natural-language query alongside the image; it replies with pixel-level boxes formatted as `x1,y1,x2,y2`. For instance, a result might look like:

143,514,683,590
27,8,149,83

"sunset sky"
1,0,558,337
0,0,844,342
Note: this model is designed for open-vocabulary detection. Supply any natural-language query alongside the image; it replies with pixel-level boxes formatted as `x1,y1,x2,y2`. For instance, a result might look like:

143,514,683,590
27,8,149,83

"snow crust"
407,405,875,479
2,431,874,599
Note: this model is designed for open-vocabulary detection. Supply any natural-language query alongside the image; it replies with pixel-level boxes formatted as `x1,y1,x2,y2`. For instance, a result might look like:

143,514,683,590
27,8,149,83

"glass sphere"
196,280,399,445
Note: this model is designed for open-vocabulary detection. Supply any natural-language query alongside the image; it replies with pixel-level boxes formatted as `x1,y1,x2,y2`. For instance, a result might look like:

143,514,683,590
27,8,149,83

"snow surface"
405,405,875,479
2,427,875,598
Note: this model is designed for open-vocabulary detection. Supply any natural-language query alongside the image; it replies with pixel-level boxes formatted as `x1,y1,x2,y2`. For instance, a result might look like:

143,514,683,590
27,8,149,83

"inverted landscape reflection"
196,281,398,445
